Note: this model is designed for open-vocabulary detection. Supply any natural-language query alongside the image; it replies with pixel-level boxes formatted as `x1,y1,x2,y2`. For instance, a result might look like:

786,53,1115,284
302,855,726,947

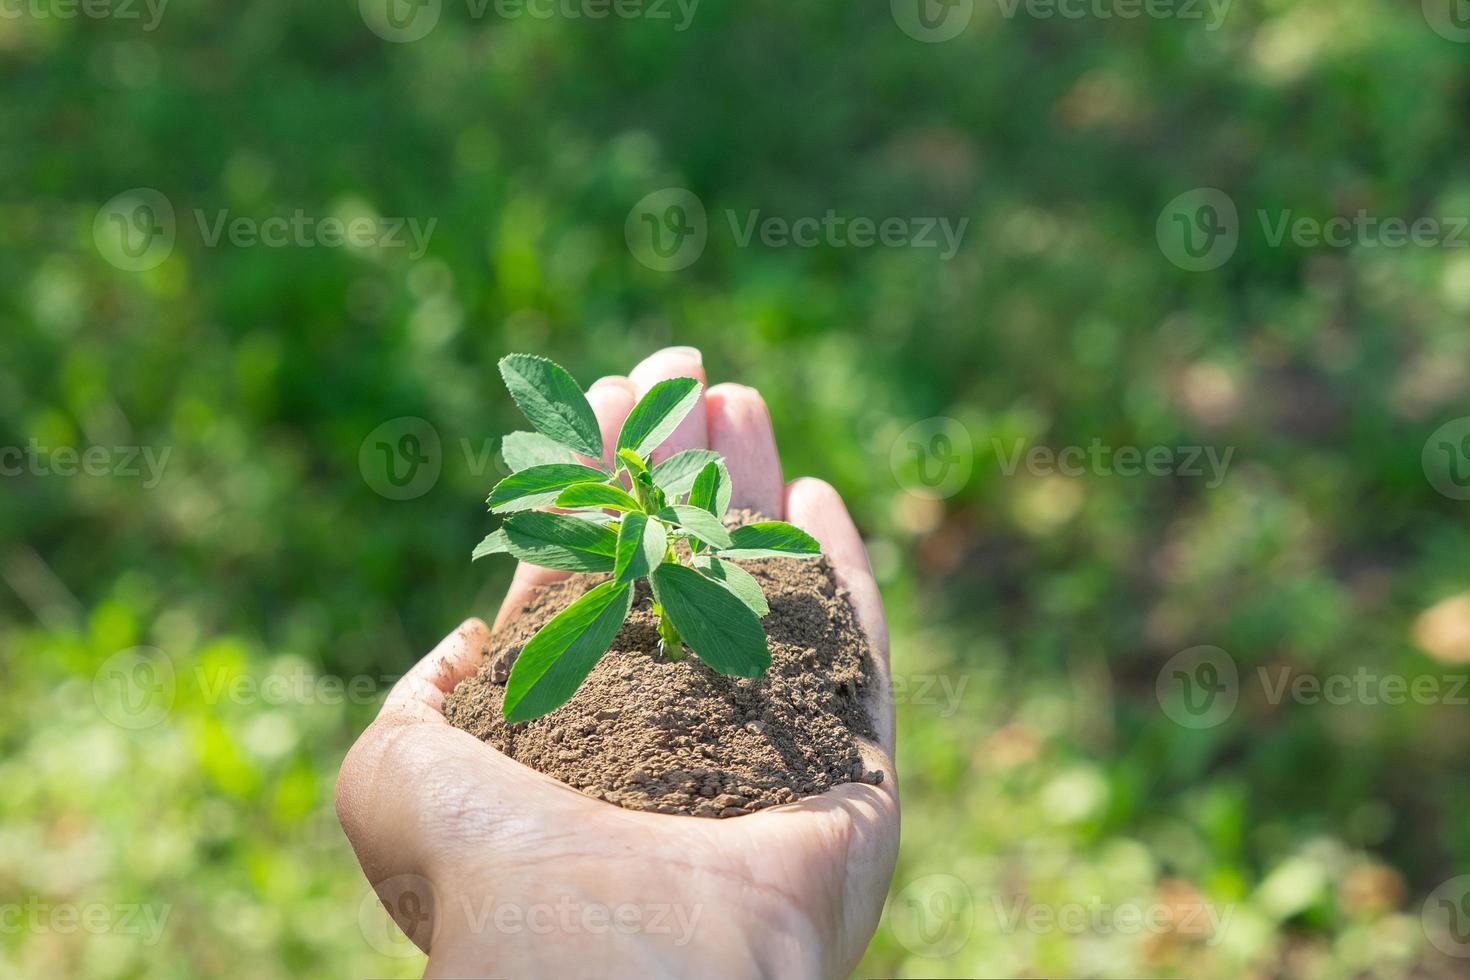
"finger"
707,382,784,518
587,375,637,469
338,703,525,902
493,559,561,632
784,478,886,663
748,765,900,977
339,617,593,889
494,378,637,629
339,620,498,887
629,346,708,462
380,618,493,725
784,477,894,754
754,743,899,828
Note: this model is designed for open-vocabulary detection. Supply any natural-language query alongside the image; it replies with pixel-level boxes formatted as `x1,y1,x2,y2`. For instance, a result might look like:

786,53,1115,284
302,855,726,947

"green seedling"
473,354,822,722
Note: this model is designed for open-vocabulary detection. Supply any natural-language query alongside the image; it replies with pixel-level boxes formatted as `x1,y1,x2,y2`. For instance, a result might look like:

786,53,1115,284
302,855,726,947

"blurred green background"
4,0,1470,976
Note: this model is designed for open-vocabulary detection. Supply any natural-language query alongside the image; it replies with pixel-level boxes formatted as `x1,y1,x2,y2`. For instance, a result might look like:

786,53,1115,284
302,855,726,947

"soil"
443,509,882,817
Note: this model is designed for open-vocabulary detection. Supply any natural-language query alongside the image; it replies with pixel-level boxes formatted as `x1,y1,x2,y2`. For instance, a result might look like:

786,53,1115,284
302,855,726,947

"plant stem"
653,603,684,661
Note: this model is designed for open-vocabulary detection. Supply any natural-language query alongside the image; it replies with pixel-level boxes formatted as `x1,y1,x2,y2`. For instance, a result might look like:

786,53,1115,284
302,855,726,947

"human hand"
336,347,899,978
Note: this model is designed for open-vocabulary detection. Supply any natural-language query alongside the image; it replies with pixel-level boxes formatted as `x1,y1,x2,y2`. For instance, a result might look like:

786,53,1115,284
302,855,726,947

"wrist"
421,882,824,979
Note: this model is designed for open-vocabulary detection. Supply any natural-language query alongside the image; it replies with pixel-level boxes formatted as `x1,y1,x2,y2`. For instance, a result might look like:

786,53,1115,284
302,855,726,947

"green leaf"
617,448,649,477
571,512,619,526
720,521,821,560
503,580,633,721
657,504,733,550
652,449,721,499
471,529,510,561
685,460,730,555
694,555,769,617
556,482,643,513
688,460,732,518
487,463,607,513
501,431,575,472
614,512,667,583
501,512,617,572
616,378,701,456
639,469,665,512
499,354,603,459
651,564,770,677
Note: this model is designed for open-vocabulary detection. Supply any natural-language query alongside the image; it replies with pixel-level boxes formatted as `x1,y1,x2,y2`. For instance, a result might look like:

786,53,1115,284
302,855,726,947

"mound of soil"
443,511,882,817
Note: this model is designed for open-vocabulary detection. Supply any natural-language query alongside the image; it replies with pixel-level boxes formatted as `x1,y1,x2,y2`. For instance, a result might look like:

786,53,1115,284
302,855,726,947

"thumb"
336,618,592,949
335,619,492,949
379,617,495,725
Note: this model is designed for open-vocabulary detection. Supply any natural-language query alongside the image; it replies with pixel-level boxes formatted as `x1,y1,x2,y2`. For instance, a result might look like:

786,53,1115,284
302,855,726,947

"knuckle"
335,720,404,828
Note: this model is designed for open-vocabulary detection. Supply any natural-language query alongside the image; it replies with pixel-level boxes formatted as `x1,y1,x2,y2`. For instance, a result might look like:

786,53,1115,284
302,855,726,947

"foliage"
475,355,818,720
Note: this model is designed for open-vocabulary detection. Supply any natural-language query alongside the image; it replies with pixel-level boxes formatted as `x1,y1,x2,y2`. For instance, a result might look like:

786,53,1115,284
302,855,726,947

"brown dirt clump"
443,510,882,817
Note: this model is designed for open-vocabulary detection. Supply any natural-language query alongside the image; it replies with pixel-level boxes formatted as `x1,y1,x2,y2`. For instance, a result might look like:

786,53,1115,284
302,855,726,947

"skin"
336,347,899,978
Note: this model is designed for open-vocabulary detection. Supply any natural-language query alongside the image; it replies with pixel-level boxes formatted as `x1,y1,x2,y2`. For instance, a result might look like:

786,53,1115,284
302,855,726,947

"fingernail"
665,346,702,364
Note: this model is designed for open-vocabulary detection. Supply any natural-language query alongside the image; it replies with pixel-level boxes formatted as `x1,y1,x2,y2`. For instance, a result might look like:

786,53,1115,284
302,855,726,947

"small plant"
473,354,822,722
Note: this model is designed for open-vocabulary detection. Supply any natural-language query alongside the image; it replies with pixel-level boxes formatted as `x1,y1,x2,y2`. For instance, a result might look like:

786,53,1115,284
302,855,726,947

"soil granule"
444,510,882,817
